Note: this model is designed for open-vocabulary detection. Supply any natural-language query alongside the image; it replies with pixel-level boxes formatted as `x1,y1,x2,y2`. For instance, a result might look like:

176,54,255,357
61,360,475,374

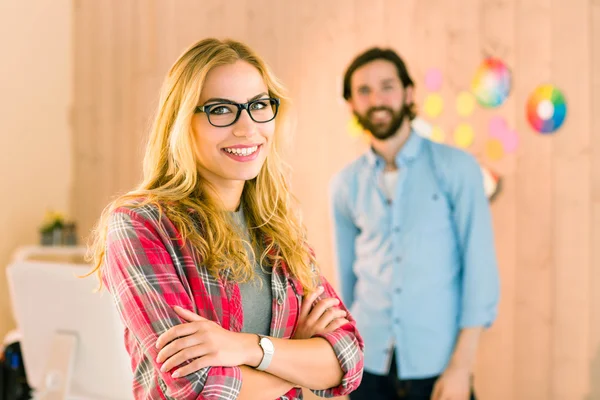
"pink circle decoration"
489,116,507,137
425,68,443,92
501,130,519,153
488,116,519,154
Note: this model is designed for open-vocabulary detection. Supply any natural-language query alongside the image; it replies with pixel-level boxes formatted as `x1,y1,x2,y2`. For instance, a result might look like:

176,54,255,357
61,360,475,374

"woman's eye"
250,101,268,110
210,105,233,115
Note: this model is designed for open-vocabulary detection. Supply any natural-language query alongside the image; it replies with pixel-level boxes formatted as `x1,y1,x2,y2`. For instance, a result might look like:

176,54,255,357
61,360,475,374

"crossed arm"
154,290,353,399
104,208,364,399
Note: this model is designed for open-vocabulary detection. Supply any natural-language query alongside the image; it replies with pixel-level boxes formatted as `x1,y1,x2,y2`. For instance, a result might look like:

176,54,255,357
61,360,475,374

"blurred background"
0,0,598,399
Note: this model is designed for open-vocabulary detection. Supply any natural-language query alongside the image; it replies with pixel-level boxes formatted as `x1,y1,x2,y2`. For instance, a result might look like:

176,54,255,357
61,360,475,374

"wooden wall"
72,1,599,399
0,0,73,343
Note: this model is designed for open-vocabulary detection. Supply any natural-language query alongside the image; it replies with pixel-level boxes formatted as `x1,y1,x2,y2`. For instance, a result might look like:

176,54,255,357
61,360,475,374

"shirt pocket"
413,190,453,234
404,189,458,270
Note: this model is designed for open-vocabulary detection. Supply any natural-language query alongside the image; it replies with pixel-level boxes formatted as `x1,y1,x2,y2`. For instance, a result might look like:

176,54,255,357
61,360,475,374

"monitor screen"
7,260,133,400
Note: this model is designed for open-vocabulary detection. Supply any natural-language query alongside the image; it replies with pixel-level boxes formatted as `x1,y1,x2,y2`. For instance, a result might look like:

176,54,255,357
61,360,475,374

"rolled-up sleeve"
311,276,364,397
104,208,242,400
450,155,501,328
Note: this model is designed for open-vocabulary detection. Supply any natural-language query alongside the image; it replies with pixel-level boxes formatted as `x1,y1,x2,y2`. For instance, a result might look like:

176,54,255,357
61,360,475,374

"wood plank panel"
551,0,591,398
477,0,516,398
73,0,104,236
514,0,554,398
589,2,600,398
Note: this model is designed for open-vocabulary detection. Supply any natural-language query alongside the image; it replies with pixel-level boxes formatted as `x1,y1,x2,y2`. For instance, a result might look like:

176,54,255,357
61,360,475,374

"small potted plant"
39,211,65,246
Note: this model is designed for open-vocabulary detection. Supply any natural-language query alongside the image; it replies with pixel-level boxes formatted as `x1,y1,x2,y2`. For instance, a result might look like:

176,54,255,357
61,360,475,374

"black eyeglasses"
194,97,280,127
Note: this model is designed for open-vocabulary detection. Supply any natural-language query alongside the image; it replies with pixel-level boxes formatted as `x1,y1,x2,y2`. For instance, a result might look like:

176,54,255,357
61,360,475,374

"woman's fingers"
171,355,215,378
299,286,324,319
156,321,205,350
306,297,340,325
314,308,347,333
160,343,210,374
323,318,350,333
157,333,203,363
173,306,207,322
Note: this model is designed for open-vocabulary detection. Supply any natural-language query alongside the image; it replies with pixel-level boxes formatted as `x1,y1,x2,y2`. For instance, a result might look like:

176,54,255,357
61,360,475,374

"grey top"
232,207,272,335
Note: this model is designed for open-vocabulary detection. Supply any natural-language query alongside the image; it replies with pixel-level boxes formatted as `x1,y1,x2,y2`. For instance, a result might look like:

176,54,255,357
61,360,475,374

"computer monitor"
6,259,133,400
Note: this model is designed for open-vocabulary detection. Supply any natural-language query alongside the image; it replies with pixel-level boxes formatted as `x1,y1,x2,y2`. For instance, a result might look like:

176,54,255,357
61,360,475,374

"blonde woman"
88,38,364,400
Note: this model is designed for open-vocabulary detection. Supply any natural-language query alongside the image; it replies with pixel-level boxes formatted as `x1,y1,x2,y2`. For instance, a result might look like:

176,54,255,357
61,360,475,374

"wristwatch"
256,334,274,371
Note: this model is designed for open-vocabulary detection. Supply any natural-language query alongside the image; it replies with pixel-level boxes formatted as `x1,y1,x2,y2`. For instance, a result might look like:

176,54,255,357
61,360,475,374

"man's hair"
343,47,414,100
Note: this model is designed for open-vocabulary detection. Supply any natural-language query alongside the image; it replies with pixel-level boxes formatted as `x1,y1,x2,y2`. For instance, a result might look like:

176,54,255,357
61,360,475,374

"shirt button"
394,318,400,324
393,227,400,233
394,288,402,294
277,297,284,305
386,199,392,206
395,256,402,263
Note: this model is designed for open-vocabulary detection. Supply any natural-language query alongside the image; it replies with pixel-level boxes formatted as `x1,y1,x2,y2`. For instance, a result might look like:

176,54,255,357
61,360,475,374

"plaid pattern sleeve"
311,275,365,398
103,207,243,400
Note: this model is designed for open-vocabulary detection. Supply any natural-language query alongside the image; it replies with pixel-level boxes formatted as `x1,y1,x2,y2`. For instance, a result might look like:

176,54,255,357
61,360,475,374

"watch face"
260,337,275,353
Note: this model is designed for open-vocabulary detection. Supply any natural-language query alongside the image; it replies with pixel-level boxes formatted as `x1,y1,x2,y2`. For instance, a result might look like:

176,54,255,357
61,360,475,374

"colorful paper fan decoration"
526,84,567,134
480,164,503,202
471,58,511,108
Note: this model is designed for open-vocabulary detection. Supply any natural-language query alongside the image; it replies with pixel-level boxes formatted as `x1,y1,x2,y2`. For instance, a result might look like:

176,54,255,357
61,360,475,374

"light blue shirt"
330,132,500,379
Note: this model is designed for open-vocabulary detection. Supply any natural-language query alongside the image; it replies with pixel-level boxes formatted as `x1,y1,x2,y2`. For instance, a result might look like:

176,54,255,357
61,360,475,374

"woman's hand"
292,286,349,340
155,306,255,378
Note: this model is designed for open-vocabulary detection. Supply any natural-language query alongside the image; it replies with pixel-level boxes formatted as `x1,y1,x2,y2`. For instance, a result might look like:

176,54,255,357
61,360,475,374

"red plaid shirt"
103,204,364,399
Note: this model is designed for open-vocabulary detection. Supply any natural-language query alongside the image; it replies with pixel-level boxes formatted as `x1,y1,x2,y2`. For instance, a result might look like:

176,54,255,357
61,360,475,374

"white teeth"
225,146,258,156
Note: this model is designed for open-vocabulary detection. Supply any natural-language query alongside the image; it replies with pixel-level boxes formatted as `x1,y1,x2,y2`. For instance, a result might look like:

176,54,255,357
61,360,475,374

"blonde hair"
87,38,318,291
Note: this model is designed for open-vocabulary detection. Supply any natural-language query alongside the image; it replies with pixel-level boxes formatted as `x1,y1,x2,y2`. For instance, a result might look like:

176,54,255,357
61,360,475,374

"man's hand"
431,366,472,400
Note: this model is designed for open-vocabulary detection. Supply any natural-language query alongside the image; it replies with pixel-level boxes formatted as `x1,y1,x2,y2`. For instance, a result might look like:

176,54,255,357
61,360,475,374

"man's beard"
354,104,409,141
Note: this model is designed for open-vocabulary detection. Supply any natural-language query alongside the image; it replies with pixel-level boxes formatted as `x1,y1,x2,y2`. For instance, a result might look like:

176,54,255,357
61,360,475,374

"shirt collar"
365,130,423,168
